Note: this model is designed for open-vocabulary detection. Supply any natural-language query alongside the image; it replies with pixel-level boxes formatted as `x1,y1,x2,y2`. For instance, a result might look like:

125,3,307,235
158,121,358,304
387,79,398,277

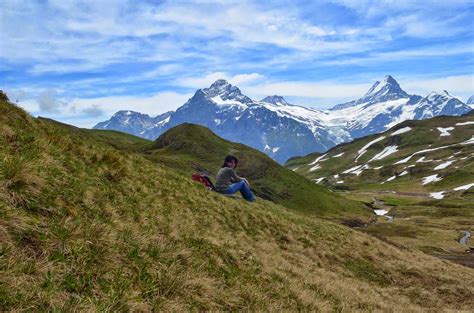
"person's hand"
243,178,250,187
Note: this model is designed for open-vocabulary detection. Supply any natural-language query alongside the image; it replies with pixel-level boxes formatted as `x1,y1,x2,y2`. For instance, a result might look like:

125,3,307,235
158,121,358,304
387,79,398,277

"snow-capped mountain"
324,76,471,140
94,110,172,137
139,80,327,163
331,75,410,110
412,91,470,119
467,95,474,106
94,76,472,163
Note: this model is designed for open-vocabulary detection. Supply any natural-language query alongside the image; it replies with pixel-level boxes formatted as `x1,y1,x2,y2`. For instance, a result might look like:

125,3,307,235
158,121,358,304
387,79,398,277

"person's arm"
230,169,250,186
229,168,242,183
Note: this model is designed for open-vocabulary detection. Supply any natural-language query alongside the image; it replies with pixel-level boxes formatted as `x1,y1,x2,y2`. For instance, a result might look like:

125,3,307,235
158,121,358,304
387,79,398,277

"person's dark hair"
222,155,238,168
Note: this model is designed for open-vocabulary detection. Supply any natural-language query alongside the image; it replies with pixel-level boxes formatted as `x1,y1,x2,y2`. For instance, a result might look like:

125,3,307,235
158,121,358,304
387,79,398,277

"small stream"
372,198,393,223
459,231,471,246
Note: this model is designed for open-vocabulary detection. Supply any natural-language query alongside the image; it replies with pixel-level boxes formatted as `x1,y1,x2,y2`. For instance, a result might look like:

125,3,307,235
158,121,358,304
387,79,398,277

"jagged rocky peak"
413,89,471,119
202,79,252,104
425,90,451,101
112,110,148,118
364,75,408,98
467,95,474,105
261,95,289,106
331,75,411,110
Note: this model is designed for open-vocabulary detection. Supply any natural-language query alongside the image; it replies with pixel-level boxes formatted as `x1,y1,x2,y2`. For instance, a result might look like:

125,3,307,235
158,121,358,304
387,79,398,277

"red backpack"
191,173,216,191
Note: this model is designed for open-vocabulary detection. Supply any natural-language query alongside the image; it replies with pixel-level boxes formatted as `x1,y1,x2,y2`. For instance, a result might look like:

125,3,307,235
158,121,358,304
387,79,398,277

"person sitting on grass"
215,155,255,202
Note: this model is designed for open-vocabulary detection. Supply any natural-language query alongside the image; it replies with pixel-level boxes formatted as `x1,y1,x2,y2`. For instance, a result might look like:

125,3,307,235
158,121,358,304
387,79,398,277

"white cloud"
2,0,472,119
0,0,376,75
236,74,474,107
243,80,368,101
402,75,474,100
382,13,467,38
323,44,474,66
176,72,265,89
60,91,192,127
10,89,192,128
37,89,67,113
78,104,105,117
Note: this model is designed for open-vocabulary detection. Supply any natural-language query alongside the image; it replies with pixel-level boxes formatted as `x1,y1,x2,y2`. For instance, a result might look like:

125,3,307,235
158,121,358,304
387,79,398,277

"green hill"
141,123,369,218
1,97,473,311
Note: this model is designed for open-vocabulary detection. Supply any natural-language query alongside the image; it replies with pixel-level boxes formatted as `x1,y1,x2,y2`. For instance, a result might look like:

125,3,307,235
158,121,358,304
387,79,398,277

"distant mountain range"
94,76,473,163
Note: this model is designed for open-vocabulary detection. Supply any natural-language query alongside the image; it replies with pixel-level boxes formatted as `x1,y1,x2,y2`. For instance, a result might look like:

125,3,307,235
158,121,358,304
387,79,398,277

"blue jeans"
224,181,255,202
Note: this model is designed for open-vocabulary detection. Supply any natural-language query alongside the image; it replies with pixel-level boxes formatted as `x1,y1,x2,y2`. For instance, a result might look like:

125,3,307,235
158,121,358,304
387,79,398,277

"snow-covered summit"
94,109,170,138
442,90,451,97
467,95,474,106
366,75,400,94
331,75,409,110
413,90,471,119
202,79,253,105
112,110,147,118
261,95,290,106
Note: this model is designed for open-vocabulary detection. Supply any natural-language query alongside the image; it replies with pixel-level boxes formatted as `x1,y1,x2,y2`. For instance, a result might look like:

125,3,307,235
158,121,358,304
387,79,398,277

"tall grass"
1,98,473,311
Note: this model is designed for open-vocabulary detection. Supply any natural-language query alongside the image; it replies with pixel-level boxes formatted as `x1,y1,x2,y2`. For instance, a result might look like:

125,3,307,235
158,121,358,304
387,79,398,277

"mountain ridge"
94,76,472,163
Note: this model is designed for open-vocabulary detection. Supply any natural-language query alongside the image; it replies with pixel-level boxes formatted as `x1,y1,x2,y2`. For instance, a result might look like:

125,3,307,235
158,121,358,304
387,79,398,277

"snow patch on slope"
314,177,326,184
309,154,327,165
382,176,396,184
429,192,445,199
437,127,454,137
391,126,412,136
456,121,474,126
434,160,454,170
356,136,386,162
211,95,248,108
422,174,442,185
309,164,321,172
368,145,398,162
461,136,474,145
453,183,474,191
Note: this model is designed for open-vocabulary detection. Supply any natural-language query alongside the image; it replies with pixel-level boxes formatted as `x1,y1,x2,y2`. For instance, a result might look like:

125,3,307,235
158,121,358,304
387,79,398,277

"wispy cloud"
1,0,473,127
11,89,192,128
323,44,474,66
402,75,474,99
176,72,265,89
37,89,67,113
243,80,368,101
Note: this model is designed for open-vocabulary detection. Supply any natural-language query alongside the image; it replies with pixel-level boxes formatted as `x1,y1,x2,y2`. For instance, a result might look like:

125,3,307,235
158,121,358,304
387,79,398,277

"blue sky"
1,0,473,127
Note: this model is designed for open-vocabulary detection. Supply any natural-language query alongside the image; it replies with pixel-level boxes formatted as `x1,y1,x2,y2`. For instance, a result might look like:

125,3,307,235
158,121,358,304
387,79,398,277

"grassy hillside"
87,128,151,152
287,112,474,197
286,113,474,265
1,97,474,310
114,123,370,218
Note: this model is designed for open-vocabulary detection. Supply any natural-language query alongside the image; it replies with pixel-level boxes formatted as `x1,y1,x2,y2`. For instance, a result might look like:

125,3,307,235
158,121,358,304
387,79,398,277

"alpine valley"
95,76,473,163
286,112,474,268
